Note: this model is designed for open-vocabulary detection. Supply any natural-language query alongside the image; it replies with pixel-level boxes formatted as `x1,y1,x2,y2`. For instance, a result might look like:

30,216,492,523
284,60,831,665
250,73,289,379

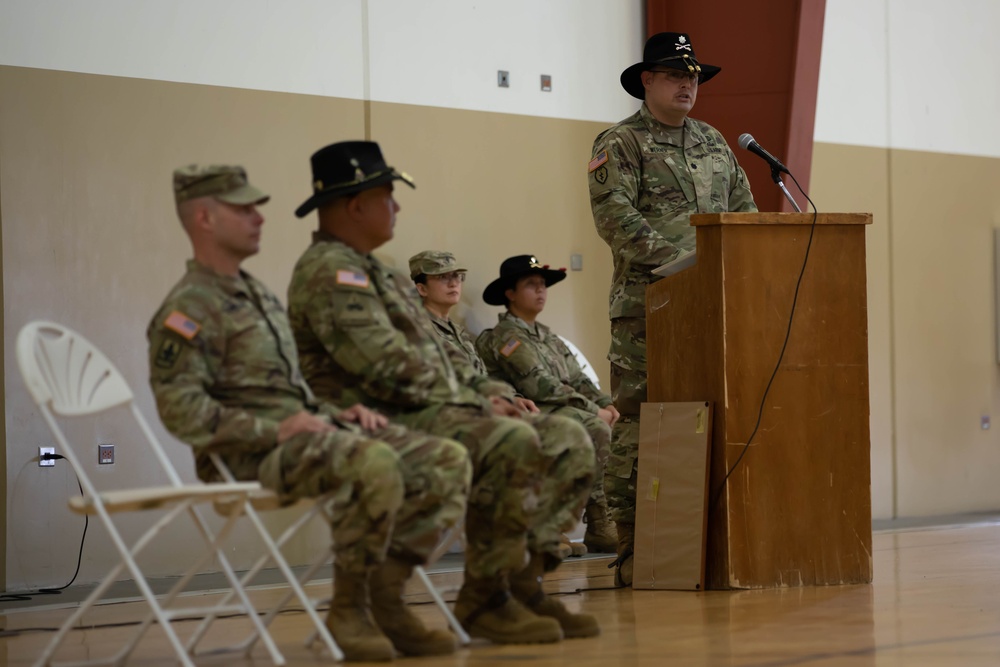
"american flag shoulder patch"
163,310,201,340
336,269,370,288
588,150,608,173
499,338,522,358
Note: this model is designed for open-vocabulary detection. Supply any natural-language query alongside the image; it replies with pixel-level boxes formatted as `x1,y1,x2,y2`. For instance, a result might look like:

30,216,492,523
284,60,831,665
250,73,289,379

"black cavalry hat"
294,141,414,218
483,255,567,306
620,32,721,100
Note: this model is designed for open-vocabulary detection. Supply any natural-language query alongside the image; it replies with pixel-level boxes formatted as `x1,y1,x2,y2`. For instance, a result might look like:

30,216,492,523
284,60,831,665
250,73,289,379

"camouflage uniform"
148,260,471,574
426,312,490,377
287,233,595,578
589,104,756,526
476,312,612,511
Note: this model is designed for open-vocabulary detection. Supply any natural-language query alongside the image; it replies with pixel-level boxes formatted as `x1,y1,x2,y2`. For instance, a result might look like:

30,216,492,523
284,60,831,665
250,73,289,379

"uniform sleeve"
299,264,467,408
484,330,602,414
726,145,758,212
555,338,613,408
148,310,280,455
589,131,683,270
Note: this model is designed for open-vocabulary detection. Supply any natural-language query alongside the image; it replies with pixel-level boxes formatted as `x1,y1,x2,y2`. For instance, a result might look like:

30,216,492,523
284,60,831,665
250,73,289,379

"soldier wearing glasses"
588,32,757,586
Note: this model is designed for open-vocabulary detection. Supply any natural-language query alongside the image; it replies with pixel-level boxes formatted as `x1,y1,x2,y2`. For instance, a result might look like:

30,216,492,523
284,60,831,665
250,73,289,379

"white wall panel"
366,0,643,123
886,0,1000,158
817,0,1000,159
0,0,365,99
814,0,889,148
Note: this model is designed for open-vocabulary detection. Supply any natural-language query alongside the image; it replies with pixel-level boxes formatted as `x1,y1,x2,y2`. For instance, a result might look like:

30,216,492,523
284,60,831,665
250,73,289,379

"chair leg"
414,566,471,646
188,506,288,665
94,503,199,667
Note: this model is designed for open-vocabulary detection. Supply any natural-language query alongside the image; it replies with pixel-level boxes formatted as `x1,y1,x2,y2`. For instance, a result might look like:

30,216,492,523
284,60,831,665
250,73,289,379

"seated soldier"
148,164,471,662
287,141,600,643
409,250,597,556
476,256,620,553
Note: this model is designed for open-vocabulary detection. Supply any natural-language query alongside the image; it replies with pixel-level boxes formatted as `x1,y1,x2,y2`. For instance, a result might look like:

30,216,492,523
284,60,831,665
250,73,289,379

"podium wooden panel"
646,212,873,589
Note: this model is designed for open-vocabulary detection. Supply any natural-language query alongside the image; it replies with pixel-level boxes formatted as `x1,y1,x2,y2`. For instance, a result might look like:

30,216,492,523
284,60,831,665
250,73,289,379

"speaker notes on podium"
652,249,696,277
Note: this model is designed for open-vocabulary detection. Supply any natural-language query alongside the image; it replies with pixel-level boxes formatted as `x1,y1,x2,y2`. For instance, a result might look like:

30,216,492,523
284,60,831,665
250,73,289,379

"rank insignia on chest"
336,269,371,288
163,310,201,340
499,338,522,358
154,338,183,369
588,150,608,173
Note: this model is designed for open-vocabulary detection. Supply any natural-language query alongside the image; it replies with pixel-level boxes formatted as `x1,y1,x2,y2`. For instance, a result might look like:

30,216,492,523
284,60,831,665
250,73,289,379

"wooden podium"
646,212,873,589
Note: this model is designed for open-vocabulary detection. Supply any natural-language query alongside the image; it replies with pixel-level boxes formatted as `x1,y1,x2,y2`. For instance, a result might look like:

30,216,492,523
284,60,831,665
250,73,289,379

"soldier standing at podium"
588,32,757,586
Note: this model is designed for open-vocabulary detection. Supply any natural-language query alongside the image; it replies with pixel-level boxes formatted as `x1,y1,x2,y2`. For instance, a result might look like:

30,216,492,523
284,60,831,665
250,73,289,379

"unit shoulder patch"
154,337,183,369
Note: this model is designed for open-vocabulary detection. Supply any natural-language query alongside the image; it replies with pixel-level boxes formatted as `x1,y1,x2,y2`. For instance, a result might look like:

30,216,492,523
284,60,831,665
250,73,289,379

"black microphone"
738,133,789,175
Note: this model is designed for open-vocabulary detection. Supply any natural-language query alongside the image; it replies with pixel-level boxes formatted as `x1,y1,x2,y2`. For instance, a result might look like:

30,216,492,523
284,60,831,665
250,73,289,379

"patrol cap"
408,250,467,280
173,164,270,206
620,32,721,100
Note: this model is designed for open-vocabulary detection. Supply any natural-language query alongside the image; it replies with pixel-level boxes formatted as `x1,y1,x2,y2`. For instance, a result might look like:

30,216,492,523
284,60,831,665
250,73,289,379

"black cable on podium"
708,137,819,515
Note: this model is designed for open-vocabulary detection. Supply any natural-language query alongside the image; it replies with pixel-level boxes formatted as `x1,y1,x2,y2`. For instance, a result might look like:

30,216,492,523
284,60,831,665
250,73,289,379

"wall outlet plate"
39,446,55,467
498,70,509,88
99,443,115,465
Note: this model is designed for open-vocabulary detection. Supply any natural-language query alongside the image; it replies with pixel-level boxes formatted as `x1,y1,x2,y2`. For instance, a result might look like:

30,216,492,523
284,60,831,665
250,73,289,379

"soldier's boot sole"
371,602,456,657
527,594,600,639
455,589,563,645
326,607,396,662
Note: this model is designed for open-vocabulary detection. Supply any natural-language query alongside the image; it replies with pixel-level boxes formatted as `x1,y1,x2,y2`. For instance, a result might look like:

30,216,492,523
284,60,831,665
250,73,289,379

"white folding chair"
17,321,285,667
203,453,472,651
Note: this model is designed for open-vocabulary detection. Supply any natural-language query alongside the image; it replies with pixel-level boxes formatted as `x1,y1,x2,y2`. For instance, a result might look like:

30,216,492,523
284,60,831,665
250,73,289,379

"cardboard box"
633,401,713,590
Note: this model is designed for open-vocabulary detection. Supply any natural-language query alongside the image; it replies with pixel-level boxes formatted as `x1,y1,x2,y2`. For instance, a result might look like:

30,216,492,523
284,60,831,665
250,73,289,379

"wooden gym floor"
3,518,999,666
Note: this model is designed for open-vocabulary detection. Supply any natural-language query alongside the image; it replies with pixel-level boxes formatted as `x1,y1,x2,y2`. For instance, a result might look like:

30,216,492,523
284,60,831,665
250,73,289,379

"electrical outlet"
99,444,115,465
39,446,55,467
498,70,509,88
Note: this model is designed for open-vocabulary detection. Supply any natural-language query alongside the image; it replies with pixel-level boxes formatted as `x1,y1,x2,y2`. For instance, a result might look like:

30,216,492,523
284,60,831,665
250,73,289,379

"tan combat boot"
369,557,456,656
582,500,618,553
560,533,588,559
510,553,600,638
608,522,634,587
454,573,563,644
326,567,395,662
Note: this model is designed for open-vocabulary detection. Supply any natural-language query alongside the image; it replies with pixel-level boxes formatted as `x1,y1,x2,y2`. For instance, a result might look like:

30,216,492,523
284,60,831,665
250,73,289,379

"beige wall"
812,142,1000,519
0,66,614,588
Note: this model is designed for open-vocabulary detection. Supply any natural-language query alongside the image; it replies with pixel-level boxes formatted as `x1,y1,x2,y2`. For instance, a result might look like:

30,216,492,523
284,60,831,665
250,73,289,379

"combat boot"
510,553,600,638
454,573,563,644
369,557,456,656
582,500,618,553
608,522,634,587
560,533,587,558
326,566,395,662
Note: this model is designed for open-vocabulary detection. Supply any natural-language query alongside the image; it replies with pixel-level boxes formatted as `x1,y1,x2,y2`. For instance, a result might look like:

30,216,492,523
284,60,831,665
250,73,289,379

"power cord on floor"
0,454,88,603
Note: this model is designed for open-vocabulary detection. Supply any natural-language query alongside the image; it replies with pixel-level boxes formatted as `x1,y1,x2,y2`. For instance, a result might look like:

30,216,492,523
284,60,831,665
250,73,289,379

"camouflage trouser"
606,317,647,527
394,406,592,578
523,411,595,554
257,423,470,575
540,405,609,509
